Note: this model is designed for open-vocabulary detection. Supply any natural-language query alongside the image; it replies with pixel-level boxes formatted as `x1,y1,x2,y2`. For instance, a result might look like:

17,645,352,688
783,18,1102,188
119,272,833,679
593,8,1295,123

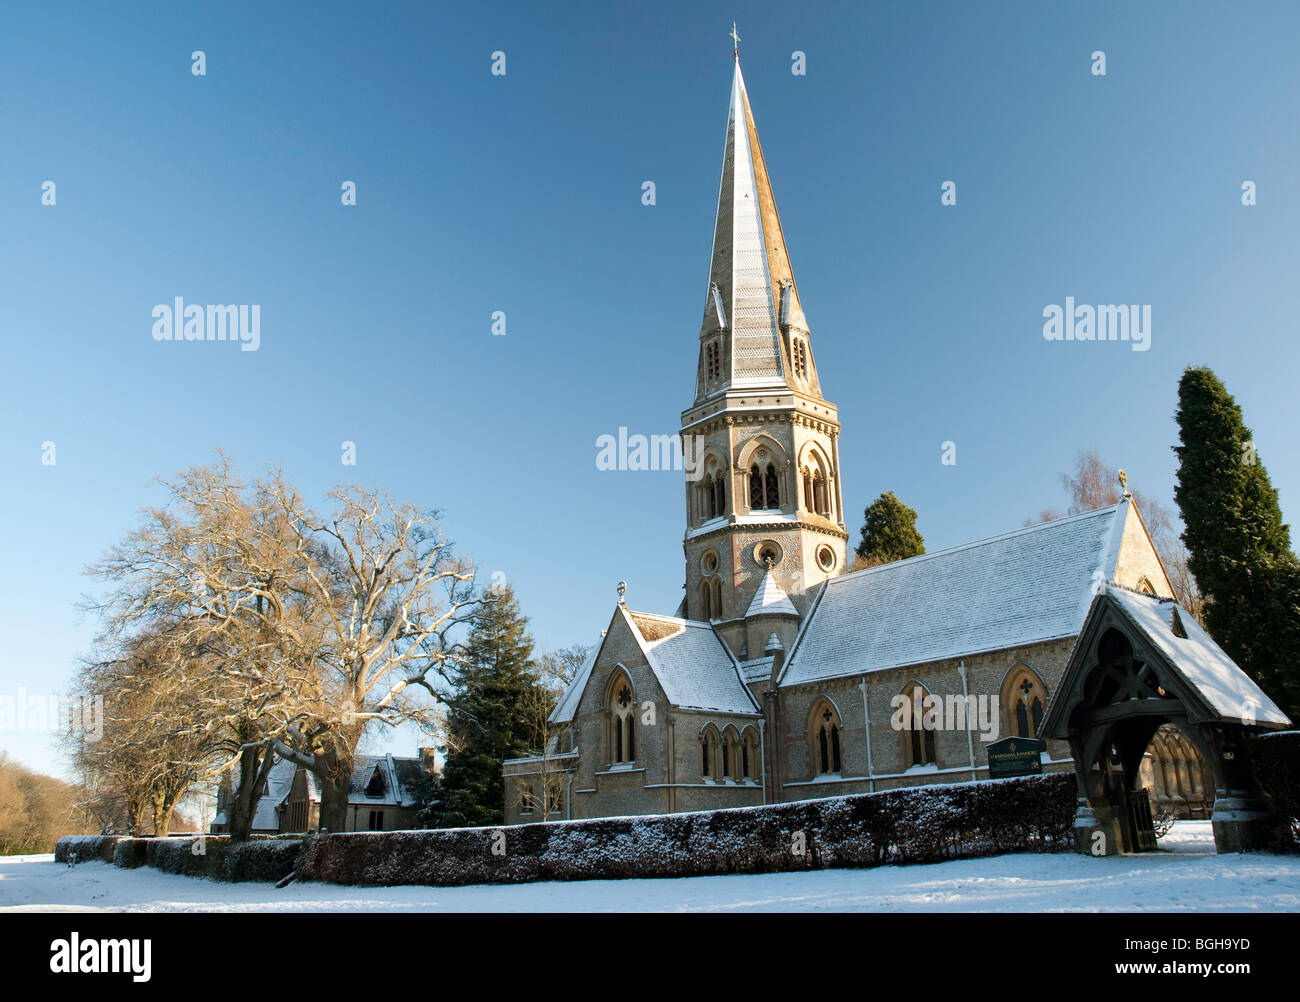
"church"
502,57,1289,836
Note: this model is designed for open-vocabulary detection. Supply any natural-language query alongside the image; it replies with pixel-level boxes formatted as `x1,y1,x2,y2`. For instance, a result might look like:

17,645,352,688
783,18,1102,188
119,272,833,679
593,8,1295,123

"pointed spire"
697,60,817,402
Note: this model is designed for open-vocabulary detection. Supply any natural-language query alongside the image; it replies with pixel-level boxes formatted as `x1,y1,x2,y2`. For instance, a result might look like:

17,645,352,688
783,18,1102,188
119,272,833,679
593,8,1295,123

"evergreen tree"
428,584,542,827
855,491,926,565
1173,366,1300,718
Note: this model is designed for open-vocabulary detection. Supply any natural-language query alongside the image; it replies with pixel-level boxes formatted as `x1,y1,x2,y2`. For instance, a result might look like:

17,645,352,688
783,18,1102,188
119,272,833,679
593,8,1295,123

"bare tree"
264,477,478,833
78,456,324,840
1029,449,1204,620
516,644,587,819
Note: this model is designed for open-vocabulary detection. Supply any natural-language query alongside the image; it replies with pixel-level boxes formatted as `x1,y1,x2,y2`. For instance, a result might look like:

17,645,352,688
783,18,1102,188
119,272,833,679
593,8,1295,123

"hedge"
298,772,1076,887
53,835,122,864
54,833,305,882
49,774,1075,886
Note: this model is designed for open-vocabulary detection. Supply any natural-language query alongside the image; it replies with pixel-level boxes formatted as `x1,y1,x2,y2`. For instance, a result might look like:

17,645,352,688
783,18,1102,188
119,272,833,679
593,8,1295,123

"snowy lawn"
1,822,1296,912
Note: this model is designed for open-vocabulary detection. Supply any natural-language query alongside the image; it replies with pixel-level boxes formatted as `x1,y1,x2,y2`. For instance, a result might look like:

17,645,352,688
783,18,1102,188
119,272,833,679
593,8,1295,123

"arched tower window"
764,464,780,508
749,465,764,509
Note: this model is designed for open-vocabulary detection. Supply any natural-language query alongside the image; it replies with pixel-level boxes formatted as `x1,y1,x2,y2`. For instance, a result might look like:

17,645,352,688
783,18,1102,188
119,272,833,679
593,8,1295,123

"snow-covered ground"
1,822,1296,912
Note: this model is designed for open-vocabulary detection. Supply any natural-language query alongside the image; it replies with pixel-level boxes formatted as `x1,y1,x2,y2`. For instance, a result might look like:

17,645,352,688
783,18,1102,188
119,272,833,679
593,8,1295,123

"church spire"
696,59,820,403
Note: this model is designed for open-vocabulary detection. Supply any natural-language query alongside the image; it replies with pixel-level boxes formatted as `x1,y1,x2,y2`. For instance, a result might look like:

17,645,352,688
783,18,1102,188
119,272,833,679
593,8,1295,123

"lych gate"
1042,585,1291,856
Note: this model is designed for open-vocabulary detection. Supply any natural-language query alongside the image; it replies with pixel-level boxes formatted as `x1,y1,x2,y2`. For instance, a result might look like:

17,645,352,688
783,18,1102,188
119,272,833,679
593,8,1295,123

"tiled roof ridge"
828,503,1123,587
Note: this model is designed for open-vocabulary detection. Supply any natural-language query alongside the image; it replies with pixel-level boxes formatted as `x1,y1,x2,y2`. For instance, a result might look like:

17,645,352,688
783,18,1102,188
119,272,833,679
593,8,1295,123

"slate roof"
550,640,600,724
348,754,421,807
1105,586,1290,727
630,611,760,714
745,569,799,618
780,504,1126,686
738,655,775,684
215,752,423,830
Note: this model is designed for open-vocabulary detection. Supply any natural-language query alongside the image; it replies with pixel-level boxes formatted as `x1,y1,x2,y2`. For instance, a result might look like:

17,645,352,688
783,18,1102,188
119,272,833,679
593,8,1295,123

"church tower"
682,57,848,652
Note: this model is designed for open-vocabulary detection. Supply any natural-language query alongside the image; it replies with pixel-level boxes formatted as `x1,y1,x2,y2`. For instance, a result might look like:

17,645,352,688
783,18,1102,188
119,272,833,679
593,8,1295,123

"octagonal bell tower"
681,56,848,653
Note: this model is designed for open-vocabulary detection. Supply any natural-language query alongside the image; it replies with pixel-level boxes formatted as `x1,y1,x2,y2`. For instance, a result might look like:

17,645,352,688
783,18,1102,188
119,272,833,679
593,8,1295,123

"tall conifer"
1173,366,1300,717
431,584,540,827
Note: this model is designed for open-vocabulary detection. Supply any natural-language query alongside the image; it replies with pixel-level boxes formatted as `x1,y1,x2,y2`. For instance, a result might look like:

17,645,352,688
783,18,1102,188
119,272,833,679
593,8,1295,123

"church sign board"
986,737,1043,779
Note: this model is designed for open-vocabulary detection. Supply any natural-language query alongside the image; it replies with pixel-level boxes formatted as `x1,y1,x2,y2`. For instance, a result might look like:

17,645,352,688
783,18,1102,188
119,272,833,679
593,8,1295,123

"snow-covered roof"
249,757,297,831
347,754,423,807
550,640,601,724
627,610,759,714
781,504,1125,686
745,569,799,618
1105,586,1290,727
738,655,774,684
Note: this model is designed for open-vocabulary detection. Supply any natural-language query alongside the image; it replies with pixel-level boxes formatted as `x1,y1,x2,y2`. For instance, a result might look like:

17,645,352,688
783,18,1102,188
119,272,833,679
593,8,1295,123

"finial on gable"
1118,469,1132,500
617,580,627,605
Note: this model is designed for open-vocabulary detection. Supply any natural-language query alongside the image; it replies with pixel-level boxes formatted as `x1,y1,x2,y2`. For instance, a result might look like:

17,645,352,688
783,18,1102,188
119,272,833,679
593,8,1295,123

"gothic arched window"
700,725,722,779
764,464,780,509
608,671,637,766
813,472,829,516
741,728,759,781
809,700,842,776
1002,665,1047,740
749,465,764,509
900,683,937,768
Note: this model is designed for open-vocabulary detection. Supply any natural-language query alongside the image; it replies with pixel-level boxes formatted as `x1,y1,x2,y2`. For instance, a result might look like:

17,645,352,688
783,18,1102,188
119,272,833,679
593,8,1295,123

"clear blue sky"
2,0,1297,777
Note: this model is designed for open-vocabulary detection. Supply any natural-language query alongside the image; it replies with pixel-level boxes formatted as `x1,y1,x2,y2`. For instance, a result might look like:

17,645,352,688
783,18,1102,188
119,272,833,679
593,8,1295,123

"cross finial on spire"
730,22,741,59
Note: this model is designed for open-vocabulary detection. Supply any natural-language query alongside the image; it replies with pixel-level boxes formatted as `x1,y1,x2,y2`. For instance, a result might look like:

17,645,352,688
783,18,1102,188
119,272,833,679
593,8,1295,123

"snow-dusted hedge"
138,835,304,882
53,835,122,864
1251,730,1300,851
299,773,1075,887
112,837,150,869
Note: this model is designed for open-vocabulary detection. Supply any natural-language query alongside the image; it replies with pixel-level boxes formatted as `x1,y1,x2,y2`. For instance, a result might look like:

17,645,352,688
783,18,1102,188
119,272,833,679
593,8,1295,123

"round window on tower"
701,550,719,575
816,545,836,572
753,540,784,569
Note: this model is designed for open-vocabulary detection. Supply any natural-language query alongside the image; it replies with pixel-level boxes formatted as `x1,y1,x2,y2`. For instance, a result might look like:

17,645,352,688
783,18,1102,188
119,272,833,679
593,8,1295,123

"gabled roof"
745,568,799,618
346,753,421,807
550,639,600,724
626,608,759,714
552,605,761,716
781,504,1127,686
1092,586,1289,727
